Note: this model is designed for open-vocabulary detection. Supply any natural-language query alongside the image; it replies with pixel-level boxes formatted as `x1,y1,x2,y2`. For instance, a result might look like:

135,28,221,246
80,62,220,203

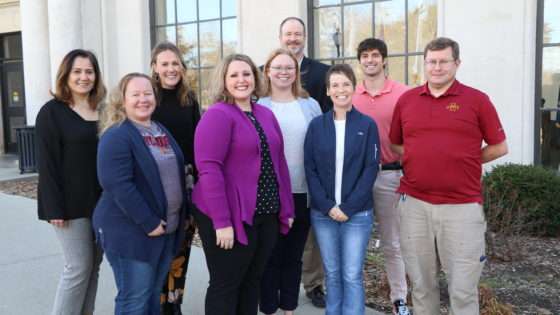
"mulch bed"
3,177,558,314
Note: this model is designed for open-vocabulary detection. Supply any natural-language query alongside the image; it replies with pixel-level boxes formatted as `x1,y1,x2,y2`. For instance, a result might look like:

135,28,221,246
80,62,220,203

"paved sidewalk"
0,191,385,315
0,154,35,182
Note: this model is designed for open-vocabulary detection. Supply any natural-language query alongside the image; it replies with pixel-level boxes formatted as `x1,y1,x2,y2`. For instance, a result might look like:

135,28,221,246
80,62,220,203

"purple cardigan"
192,102,294,245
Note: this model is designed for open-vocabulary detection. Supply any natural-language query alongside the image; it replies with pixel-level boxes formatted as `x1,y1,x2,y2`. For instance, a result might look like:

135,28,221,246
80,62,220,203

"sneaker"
305,286,326,308
393,299,411,315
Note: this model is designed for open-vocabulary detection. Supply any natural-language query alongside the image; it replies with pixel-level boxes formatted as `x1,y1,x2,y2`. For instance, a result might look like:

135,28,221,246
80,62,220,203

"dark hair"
51,49,106,109
210,53,265,105
357,37,388,60
279,16,306,36
150,41,196,107
424,37,460,60
326,64,356,89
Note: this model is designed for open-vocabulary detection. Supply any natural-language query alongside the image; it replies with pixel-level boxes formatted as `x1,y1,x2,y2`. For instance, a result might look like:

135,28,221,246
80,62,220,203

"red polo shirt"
353,78,409,164
389,80,506,204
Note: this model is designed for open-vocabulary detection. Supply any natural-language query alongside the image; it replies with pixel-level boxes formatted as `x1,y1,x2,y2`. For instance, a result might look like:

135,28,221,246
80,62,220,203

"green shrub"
483,163,560,237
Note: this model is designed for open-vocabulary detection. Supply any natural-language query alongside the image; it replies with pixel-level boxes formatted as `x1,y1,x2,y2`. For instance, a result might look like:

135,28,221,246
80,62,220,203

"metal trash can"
16,126,37,174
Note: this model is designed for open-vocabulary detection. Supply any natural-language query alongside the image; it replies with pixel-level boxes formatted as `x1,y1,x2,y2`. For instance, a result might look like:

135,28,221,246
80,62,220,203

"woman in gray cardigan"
258,48,322,315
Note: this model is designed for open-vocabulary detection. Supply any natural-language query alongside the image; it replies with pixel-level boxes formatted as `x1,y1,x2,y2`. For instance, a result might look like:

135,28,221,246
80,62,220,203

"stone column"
47,0,83,86
20,0,51,125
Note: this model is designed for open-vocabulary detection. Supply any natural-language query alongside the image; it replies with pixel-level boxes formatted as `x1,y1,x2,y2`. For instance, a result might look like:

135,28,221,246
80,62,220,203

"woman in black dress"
150,41,200,315
35,49,106,315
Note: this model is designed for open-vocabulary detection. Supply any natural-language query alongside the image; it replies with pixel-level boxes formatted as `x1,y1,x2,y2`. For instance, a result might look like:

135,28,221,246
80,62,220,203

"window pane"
542,47,560,110
186,68,200,101
345,59,364,85
200,68,214,110
199,0,220,20
222,18,238,56
314,0,340,6
540,46,560,168
3,34,23,59
408,0,437,53
314,7,342,59
222,0,237,17
177,0,197,23
544,0,560,44
155,26,176,44
178,24,198,67
344,3,372,58
375,0,405,54
154,0,175,25
199,21,221,67
407,54,425,86
387,56,405,84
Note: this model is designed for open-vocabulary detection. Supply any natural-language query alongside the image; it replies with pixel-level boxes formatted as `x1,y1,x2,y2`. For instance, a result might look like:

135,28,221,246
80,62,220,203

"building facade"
0,0,558,170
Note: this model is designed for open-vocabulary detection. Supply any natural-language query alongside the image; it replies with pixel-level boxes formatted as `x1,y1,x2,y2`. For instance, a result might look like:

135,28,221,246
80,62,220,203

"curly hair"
98,73,154,135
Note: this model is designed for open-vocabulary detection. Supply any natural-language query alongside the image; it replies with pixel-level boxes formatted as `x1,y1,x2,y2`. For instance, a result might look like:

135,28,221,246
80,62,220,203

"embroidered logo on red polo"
446,102,460,112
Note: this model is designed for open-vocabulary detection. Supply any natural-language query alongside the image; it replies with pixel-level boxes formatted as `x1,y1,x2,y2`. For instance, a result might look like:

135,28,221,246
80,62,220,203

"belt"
380,161,402,171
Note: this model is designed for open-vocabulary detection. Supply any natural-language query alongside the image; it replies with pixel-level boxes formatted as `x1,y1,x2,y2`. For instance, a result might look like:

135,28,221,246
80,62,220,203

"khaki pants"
301,228,324,292
374,170,408,302
398,195,486,315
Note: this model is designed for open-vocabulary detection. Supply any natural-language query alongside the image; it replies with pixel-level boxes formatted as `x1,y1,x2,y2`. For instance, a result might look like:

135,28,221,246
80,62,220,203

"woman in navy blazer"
94,73,187,315
304,64,380,315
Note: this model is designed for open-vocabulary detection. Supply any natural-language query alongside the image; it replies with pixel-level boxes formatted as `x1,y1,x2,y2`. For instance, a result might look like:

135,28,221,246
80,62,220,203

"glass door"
1,61,26,153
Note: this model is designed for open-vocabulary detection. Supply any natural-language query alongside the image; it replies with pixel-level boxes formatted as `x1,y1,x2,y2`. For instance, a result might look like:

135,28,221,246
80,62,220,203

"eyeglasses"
424,59,456,68
269,66,296,72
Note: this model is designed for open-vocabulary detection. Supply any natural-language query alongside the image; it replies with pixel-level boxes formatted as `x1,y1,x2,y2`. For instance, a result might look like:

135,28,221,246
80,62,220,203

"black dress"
36,99,101,221
152,87,200,308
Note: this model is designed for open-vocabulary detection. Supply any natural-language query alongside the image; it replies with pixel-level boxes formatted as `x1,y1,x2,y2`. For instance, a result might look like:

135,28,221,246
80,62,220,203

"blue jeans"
106,234,175,315
311,209,374,315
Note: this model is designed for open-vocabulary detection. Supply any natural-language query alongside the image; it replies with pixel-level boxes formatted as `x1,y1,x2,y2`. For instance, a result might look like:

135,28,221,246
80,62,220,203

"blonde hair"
150,41,197,107
209,53,265,105
263,48,309,98
98,73,154,135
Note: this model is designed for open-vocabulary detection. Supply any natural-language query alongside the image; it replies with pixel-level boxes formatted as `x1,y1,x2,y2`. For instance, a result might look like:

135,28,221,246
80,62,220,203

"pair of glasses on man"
424,59,457,68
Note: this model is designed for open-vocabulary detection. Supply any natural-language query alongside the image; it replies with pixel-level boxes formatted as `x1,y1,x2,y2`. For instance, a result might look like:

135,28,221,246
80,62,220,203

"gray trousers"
52,218,103,315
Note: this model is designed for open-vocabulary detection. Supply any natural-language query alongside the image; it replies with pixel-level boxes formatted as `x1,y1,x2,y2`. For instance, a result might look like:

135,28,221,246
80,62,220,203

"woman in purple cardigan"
192,53,295,315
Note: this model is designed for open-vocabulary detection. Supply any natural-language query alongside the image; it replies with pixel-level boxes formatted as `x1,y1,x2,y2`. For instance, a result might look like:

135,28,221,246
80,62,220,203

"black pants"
259,193,310,313
193,207,279,315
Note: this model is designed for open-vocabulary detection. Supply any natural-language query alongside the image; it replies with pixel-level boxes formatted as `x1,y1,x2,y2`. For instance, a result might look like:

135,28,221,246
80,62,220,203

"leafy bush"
483,163,560,237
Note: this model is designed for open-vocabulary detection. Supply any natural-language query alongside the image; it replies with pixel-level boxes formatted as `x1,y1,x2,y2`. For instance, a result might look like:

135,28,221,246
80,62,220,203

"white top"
334,119,346,205
269,100,308,193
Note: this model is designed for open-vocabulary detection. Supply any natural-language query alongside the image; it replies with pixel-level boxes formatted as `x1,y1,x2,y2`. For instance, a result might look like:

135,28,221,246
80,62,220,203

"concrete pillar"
81,0,104,67
47,0,83,86
102,0,151,89
441,0,536,165
20,0,51,125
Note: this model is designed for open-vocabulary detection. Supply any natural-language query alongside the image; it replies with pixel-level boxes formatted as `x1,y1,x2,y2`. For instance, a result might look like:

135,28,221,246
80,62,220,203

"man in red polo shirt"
389,37,508,315
352,38,411,315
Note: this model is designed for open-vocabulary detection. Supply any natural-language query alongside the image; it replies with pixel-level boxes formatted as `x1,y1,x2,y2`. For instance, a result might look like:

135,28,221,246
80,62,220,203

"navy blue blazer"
93,119,188,268
304,107,380,217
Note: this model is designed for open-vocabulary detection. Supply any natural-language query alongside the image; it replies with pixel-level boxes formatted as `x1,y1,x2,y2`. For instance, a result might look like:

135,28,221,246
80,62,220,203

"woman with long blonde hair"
258,48,322,315
94,73,189,315
150,41,200,315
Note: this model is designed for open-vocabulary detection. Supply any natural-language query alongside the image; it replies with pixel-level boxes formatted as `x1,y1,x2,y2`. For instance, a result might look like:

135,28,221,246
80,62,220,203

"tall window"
150,0,238,108
537,0,560,169
309,0,437,86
